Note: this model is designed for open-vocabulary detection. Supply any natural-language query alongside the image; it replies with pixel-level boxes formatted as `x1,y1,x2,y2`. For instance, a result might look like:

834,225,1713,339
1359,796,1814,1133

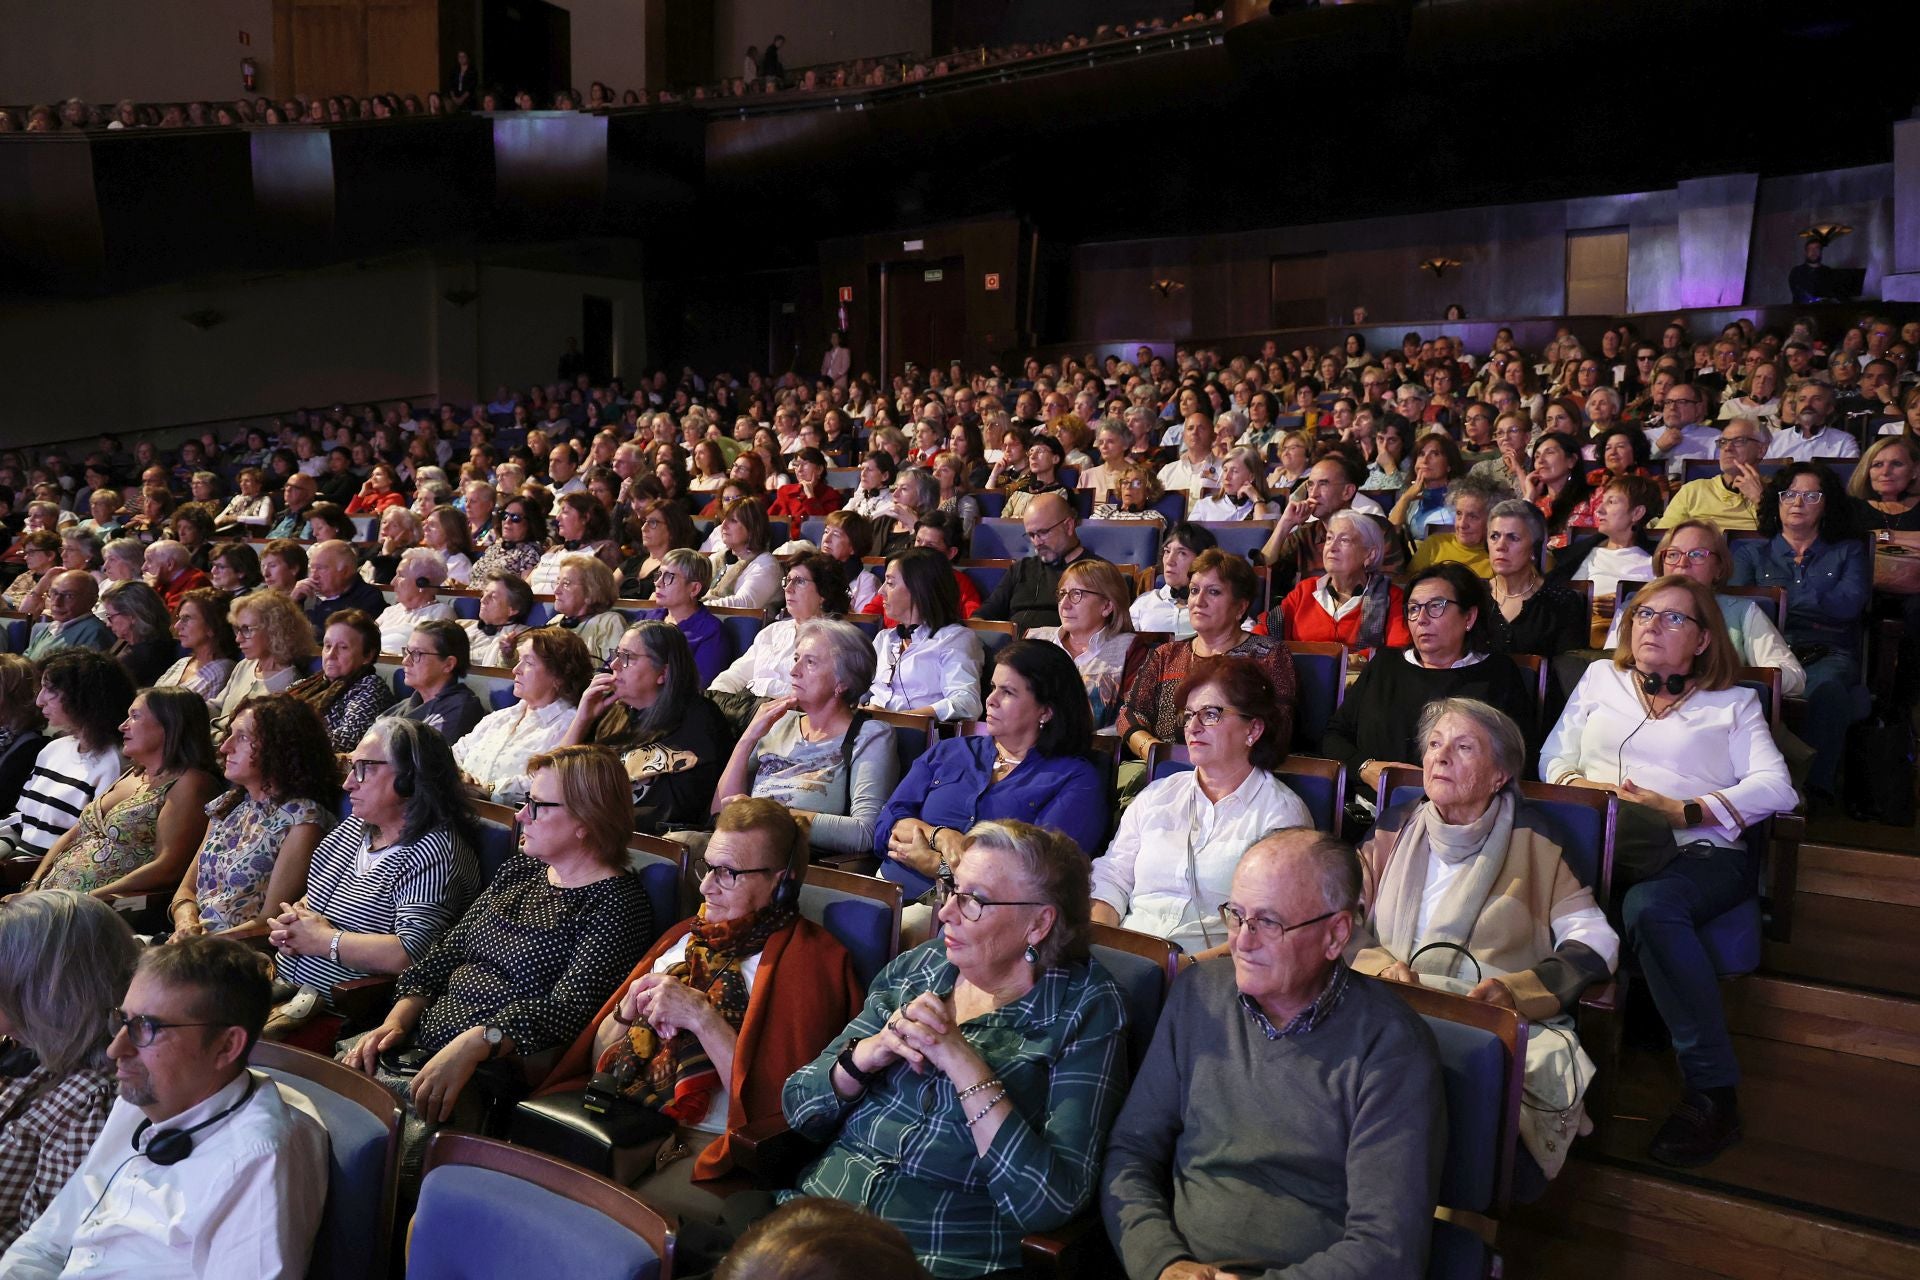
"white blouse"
705,551,781,610
710,616,800,697
1130,585,1194,640
866,622,984,722
452,698,578,803
375,599,457,655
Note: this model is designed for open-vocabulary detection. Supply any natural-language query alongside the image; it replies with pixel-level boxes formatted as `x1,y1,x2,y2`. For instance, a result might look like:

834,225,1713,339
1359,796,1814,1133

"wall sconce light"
181,309,225,331
1149,278,1186,298
1798,224,1853,247
1418,257,1463,279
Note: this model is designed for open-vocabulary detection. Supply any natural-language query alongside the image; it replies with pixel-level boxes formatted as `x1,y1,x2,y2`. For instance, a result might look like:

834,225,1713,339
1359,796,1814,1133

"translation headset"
1637,668,1688,696
416,576,434,591
389,723,419,798
133,1071,261,1166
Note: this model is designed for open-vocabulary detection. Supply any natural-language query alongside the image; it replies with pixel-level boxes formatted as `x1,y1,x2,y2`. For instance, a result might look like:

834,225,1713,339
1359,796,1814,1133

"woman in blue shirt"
874,640,1107,900
1731,462,1870,803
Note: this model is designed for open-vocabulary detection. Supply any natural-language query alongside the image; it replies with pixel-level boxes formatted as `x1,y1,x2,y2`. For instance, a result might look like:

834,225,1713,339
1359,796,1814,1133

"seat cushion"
410,1164,658,1280
1701,897,1762,976
1088,947,1165,1071
259,1071,389,1280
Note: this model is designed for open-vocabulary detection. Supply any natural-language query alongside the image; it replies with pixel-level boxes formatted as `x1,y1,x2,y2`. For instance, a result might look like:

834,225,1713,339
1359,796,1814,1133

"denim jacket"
1730,535,1870,652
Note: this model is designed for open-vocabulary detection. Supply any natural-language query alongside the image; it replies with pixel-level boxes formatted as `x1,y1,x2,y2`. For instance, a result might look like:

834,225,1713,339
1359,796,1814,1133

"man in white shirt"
3,938,329,1280
1649,383,1722,479
1763,383,1861,460
1157,413,1223,500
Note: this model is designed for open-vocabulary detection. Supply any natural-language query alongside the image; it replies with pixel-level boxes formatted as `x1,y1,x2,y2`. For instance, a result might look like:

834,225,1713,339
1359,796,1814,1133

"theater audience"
461,570,535,668
785,819,1127,1279
1484,499,1590,658
1102,828,1442,1279
455,627,591,804
1094,656,1311,960
1268,508,1411,657
712,552,847,700
99,579,177,686
0,892,140,1251
390,619,485,742
214,588,318,732
1542,575,1797,1165
0,652,134,859
1022,558,1137,730
0,657,48,817
866,546,985,722
374,548,456,652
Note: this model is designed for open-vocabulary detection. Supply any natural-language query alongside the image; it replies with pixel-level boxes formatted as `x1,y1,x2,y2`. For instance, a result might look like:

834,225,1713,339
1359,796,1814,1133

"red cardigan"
768,483,845,520
534,914,862,1182
1271,574,1411,655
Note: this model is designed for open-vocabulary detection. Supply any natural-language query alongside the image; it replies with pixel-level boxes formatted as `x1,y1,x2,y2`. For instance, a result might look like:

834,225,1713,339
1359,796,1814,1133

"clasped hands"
862,991,977,1080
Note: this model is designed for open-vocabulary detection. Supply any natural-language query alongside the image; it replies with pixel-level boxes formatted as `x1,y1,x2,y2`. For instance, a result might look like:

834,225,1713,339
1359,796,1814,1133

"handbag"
1873,539,1920,595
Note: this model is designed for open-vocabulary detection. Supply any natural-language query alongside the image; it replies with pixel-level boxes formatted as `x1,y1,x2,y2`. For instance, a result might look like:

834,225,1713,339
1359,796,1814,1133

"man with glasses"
1653,418,1768,532
1258,455,1405,595
1763,382,1861,460
1101,828,1444,1280
268,474,318,540
1649,382,1722,480
975,492,1104,631
23,570,109,660
292,540,384,640
1,938,329,1279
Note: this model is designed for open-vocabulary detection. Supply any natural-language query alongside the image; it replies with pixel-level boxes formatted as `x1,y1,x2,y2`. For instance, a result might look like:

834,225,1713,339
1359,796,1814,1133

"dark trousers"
1799,649,1865,795
1621,843,1757,1092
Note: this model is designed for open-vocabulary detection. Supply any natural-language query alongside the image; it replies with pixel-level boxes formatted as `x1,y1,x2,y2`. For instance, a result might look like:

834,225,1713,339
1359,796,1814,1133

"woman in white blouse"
705,497,781,610
1189,446,1280,522
864,546,984,723
1092,655,1310,961
453,627,590,804
374,549,457,654
710,551,846,700
1540,574,1797,1169
1130,524,1217,640
215,467,276,532
157,587,239,704
1023,558,1136,730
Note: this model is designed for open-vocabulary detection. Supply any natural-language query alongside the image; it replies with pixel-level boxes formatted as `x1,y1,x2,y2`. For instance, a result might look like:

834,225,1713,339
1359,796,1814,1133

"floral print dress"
37,772,179,893
193,792,333,931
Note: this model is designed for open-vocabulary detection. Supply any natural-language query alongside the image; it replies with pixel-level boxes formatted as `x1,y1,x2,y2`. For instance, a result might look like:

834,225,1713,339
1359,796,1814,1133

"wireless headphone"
133,1071,260,1167
415,576,434,591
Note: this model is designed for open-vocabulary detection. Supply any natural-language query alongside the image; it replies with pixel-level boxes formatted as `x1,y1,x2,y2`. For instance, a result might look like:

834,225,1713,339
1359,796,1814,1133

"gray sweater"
1100,961,1444,1280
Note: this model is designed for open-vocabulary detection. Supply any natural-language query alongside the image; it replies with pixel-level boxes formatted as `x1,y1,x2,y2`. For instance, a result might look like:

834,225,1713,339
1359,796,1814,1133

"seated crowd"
0,307,1911,1276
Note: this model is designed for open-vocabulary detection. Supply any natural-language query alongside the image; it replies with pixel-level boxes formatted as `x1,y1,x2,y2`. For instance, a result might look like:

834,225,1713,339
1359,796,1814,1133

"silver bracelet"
966,1088,1008,1128
328,930,343,964
955,1076,1002,1103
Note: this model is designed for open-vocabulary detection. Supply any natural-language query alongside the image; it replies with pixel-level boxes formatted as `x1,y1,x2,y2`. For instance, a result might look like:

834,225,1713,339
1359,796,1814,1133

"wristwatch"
481,1026,506,1059
1682,801,1704,827
835,1040,876,1090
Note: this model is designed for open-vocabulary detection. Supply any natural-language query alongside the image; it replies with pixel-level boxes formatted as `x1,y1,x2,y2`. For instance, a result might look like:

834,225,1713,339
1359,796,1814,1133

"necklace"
1492,571,1542,604
992,741,1027,780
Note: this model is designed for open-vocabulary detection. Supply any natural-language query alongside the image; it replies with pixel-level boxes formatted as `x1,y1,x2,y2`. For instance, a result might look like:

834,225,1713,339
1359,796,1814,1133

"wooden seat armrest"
223,921,276,952
728,1115,824,1188
331,975,398,1028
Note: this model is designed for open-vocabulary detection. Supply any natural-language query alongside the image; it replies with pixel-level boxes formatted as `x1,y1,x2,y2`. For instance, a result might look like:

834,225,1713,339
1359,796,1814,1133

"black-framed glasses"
110,1009,226,1049
693,856,781,888
400,647,444,663
932,874,1047,921
1629,605,1702,631
1404,598,1462,620
348,758,390,783
501,512,527,524
1218,903,1340,942
519,796,564,821
1179,705,1244,730
1024,514,1071,542
654,570,681,587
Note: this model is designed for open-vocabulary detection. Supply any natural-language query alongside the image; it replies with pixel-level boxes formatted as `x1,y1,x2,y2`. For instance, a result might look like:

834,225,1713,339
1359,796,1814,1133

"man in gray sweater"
1101,829,1445,1279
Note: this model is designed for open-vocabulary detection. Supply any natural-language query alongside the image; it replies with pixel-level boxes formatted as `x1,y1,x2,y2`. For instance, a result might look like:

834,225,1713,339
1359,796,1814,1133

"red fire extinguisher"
242,57,257,92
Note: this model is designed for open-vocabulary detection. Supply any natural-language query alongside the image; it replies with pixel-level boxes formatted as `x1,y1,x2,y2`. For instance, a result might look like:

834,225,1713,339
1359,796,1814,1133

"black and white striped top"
0,738,123,856
280,816,481,1005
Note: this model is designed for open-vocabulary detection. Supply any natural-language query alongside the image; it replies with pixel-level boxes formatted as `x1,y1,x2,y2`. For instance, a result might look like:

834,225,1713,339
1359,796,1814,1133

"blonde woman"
1021,558,1137,730
214,589,318,734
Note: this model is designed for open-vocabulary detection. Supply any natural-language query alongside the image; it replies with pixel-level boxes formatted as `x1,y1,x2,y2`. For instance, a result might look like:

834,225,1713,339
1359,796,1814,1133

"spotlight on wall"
1418,257,1463,279
1798,224,1853,247
181,309,225,331
442,288,480,308
1149,278,1186,298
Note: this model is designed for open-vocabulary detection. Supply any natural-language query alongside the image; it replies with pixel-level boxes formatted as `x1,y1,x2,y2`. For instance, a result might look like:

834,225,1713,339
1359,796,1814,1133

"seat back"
967,618,1020,659
250,1041,400,1280
796,865,903,988
868,709,934,782
1510,653,1548,721
464,665,518,711
1734,664,1782,727
799,516,829,546
1192,520,1277,562
627,833,693,936
1077,520,1160,569
1281,640,1347,753
412,1132,672,1280
472,801,520,886
1150,490,1188,525
1087,923,1179,1071
712,606,766,660
969,518,1029,560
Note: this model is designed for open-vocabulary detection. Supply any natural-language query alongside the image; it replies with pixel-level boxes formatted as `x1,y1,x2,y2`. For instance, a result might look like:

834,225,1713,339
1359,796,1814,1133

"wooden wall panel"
366,2,438,95
292,4,369,97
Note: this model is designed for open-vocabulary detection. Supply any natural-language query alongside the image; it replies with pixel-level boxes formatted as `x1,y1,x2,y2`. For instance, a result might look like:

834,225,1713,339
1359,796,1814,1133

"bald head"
1238,828,1361,921
1022,492,1079,566
48,570,97,622
142,539,187,579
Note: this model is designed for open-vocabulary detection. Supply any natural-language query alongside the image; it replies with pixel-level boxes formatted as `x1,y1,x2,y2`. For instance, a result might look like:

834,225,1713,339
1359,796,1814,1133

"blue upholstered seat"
408,1164,660,1280
968,518,1028,560
1076,520,1158,570
253,1062,396,1280
1088,944,1167,1070
717,610,763,659
472,813,517,884
801,883,896,988
1283,643,1345,754
628,843,689,938
1275,762,1341,835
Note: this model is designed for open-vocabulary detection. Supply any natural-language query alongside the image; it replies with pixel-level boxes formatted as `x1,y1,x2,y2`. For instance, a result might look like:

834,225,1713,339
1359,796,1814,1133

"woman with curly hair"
167,695,340,939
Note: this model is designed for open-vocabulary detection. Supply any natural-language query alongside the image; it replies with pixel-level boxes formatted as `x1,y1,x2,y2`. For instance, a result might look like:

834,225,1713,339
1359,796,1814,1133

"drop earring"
1023,942,1038,964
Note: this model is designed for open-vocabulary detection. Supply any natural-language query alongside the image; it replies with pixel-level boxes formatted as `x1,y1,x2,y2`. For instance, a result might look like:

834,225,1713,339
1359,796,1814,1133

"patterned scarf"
598,899,797,1122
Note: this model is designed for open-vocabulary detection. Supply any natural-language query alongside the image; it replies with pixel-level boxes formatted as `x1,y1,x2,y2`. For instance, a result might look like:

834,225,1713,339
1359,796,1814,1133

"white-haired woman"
1270,508,1410,657
374,547,456,654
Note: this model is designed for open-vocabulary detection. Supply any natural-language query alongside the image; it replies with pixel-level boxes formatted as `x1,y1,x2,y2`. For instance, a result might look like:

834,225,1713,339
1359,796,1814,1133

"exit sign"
923,268,944,282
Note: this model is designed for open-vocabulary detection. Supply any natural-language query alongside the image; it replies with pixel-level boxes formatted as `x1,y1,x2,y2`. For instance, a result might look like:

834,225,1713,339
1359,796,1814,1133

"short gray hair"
397,546,447,585
1486,498,1549,568
0,891,139,1075
1415,696,1526,787
796,618,877,708
1323,508,1387,571
103,537,145,571
962,820,1092,971
1584,385,1621,412
144,538,189,569
896,467,940,512
1445,471,1514,513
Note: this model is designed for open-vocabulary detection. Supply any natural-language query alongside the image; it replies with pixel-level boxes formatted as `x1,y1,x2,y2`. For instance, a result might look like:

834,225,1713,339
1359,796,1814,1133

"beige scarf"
1371,790,1515,980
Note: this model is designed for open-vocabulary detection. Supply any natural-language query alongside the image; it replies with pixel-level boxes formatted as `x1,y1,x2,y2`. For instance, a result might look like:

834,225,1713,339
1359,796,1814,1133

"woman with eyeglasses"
711,552,848,702
1542,575,1795,1167
469,493,547,583
0,892,140,1251
1022,559,1138,731
620,499,701,601
212,589,317,735
1323,563,1535,799
342,745,649,1154
1094,656,1311,965
99,579,179,688
1729,462,1869,804
783,818,1127,1279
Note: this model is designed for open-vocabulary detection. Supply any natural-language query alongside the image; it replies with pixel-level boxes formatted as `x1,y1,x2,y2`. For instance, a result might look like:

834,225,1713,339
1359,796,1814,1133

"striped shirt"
279,816,480,1006
0,737,123,856
783,943,1130,1278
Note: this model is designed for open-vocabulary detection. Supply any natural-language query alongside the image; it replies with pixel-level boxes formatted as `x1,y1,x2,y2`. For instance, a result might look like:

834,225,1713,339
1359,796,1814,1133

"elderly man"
291,539,384,638
24,571,111,660
2,938,329,1279
1763,383,1861,461
1652,417,1769,532
143,540,211,613
1257,455,1406,595
1101,829,1444,1280
267,474,318,540
974,491,1106,631
461,480,497,548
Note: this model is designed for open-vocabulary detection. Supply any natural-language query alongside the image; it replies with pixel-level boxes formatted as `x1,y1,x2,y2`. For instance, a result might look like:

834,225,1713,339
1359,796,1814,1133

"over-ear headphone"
770,817,807,914
389,723,418,798
415,576,433,591
1638,669,1687,696
0,1038,38,1078
134,1071,260,1166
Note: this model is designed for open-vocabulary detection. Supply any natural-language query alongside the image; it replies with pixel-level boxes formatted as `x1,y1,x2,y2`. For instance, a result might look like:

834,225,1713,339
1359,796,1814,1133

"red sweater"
1270,574,1411,655
768,482,845,520
860,567,982,623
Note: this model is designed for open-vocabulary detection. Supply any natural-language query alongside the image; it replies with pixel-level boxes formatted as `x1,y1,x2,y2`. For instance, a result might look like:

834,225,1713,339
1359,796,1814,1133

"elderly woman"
267,717,481,1040
1117,549,1296,762
563,621,732,834
866,547,985,723
215,467,275,533
1602,520,1805,696
456,628,591,804
1323,563,1535,798
259,539,307,595
543,552,626,664
0,531,58,612
714,619,897,858
461,570,535,669
0,892,141,1250
621,499,702,600
471,492,548,582
1408,473,1506,576
1353,697,1618,1176
214,588,318,732
706,497,781,610
343,745,650,1148
293,609,399,752
872,467,939,554
784,819,1127,1278
98,537,147,601
529,492,621,595
423,507,478,586
1023,559,1137,730
1388,433,1465,542
712,552,848,701
23,688,223,898
1550,473,1661,608
1094,656,1312,962
1092,461,1168,527
1191,446,1279,522
363,507,424,586
1542,575,1797,1166
875,641,1106,901
1731,463,1869,804
1483,500,1588,658
1270,508,1411,658
0,653,135,859
167,695,339,939
390,620,485,743
532,797,863,1219
375,551,457,658
99,579,177,687
0,657,48,818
